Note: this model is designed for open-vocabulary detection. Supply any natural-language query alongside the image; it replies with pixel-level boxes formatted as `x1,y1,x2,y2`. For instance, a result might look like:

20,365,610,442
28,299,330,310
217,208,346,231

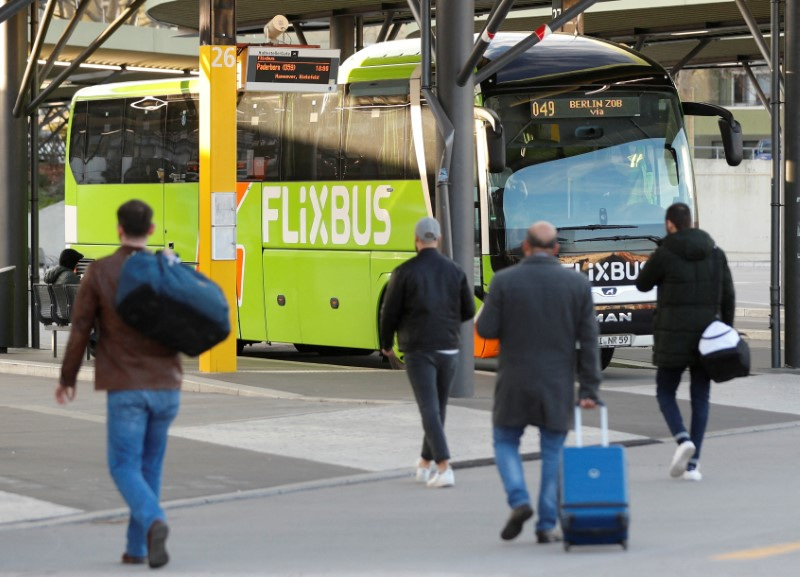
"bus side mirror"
718,117,743,167
475,107,506,173
682,101,742,167
486,123,506,174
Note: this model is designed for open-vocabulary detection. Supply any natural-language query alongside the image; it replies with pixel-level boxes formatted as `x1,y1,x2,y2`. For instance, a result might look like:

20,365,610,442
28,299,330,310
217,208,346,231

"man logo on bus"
263,184,392,246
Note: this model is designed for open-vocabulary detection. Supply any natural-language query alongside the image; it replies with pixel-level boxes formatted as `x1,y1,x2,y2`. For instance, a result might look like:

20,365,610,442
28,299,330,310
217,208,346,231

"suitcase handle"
574,402,608,448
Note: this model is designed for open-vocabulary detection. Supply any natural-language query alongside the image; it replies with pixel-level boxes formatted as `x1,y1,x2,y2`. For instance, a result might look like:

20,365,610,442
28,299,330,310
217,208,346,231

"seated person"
44,248,83,285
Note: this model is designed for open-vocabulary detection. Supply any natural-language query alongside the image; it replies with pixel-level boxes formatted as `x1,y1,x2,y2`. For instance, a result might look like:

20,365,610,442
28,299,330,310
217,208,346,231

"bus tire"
600,348,614,370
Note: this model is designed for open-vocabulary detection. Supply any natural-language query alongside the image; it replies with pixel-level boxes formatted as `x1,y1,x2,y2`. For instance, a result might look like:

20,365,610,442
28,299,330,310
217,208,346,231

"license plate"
599,334,633,347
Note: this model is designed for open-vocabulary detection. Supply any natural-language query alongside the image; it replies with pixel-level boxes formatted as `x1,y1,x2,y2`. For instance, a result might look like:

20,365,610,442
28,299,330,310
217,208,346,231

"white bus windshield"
485,90,694,254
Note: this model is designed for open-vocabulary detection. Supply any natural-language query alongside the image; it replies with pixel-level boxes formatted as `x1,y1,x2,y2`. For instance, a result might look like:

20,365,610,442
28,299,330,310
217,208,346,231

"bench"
32,283,89,359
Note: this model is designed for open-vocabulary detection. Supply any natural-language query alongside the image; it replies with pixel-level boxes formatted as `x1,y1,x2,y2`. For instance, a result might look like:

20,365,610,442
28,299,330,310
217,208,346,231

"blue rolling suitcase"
560,404,629,551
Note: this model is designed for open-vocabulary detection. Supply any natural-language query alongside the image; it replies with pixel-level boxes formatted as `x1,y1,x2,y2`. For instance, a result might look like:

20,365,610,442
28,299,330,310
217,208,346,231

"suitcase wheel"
563,541,571,552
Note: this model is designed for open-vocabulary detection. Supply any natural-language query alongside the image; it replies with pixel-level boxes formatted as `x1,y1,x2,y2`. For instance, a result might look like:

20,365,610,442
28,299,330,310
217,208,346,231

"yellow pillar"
198,44,237,373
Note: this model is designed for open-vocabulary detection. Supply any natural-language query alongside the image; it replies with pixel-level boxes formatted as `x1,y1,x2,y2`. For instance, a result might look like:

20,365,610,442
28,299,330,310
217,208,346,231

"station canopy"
144,0,782,70
35,0,782,103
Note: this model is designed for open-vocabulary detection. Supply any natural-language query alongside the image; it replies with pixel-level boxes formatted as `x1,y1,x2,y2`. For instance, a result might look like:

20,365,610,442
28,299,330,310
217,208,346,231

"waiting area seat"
32,284,88,358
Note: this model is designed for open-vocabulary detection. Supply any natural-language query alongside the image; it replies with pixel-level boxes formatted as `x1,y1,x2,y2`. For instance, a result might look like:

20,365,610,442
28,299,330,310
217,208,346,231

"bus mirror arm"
475,107,506,173
682,101,743,167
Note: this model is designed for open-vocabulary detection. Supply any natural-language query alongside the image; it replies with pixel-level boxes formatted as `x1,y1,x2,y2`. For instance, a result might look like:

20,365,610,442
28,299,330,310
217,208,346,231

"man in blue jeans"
380,216,475,488
56,200,182,568
477,221,601,543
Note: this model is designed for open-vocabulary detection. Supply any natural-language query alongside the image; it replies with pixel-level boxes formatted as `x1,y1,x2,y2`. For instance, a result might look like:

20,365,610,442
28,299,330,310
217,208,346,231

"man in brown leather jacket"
56,199,181,568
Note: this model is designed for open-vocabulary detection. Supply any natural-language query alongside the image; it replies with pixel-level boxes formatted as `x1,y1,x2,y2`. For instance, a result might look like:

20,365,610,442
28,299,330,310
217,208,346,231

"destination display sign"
530,96,640,118
244,46,340,93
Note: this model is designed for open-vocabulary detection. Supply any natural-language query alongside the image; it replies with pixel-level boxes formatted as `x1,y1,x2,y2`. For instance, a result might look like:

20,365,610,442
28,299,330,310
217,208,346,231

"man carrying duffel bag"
55,199,181,569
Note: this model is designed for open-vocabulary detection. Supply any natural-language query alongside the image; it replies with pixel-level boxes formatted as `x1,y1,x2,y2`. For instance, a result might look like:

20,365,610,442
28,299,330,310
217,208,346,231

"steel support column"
29,2,41,349
784,0,799,366
437,0,475,397
770,0,783,366
330,15,356,61
0,8,29,348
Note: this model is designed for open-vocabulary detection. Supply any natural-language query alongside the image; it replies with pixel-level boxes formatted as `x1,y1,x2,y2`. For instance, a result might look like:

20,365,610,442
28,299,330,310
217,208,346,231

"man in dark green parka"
636,203,735,482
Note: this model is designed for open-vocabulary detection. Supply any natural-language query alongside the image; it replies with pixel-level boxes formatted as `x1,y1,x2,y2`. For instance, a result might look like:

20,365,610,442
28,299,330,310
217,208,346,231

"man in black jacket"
380,216,475,488
636,203,735,481
44,248,83,285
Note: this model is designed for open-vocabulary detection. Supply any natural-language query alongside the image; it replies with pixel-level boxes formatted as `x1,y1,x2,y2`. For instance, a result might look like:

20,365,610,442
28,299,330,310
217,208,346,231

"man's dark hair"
665,202,692,231
117,199,153,237
59,248,83,269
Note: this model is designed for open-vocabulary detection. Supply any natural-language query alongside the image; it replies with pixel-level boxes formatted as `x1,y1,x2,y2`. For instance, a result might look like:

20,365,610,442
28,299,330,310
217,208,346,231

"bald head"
524,221,559,256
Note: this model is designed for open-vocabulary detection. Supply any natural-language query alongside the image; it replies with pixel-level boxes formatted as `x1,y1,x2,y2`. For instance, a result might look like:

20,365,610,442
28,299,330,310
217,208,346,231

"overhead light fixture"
38,60,197,75
670,29,711,37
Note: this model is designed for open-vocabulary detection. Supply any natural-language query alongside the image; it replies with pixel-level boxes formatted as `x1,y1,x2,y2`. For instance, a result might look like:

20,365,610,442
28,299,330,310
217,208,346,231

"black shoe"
536,529,563,544
500,504,534,541
147,520,170,569
121,553,146,564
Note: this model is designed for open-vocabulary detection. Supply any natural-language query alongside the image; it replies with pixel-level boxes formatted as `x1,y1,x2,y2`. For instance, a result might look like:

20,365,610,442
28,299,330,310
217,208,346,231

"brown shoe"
121,553,146,564
500,504,533,541
147,520,170,569
536,529,563,544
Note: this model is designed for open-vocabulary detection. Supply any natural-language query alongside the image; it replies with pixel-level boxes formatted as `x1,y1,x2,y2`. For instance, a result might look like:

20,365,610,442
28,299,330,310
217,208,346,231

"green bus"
64,32,741,366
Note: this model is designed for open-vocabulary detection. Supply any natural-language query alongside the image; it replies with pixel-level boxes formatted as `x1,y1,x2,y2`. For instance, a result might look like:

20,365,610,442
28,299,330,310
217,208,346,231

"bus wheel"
600,348,614,370
236,340,245,355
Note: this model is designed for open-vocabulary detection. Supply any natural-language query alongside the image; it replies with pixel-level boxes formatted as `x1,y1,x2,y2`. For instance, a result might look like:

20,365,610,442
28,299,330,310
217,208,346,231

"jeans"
404,351,458,463
107,389,180,558
493,425,567,532
656,365,710,466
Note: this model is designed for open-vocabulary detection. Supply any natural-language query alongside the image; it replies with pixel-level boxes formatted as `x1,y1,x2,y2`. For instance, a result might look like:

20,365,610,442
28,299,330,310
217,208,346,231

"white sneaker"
427,467,455,488
682,467,702,481
415,462,435,483
669,441,696,478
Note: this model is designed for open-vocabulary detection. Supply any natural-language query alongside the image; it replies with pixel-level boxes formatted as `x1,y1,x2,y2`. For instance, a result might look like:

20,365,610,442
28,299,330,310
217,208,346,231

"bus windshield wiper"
557,225,637,231
572,234,662,245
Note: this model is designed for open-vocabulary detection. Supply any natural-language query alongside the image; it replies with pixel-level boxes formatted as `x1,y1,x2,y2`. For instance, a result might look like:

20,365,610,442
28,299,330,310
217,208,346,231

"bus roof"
338,33,671,89
72,76,198,101
483,33,668,89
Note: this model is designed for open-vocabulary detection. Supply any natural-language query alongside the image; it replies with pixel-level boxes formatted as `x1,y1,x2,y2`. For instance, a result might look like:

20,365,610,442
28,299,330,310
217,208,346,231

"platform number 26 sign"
211,46,236,68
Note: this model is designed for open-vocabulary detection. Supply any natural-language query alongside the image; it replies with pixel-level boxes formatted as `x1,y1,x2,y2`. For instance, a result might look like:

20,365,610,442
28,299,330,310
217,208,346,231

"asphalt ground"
1,262,798,575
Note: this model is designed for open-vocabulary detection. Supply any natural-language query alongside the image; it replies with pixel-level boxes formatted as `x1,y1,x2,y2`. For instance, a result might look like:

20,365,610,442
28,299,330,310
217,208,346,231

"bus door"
473,109,501,358
119,96,168,247
162,96,200,261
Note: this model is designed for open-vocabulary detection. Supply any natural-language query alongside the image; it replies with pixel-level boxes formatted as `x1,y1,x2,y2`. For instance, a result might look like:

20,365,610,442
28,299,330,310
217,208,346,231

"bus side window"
283,91,341,181
85,100,124,184
237,92,282,181
165,97,199,183
122,97,166,184
68,102,88,184
343,94,408,180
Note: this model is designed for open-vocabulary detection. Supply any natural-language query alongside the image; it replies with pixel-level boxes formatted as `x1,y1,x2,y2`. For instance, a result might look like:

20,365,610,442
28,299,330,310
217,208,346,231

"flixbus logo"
263,184,392,246
562,252,648,286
